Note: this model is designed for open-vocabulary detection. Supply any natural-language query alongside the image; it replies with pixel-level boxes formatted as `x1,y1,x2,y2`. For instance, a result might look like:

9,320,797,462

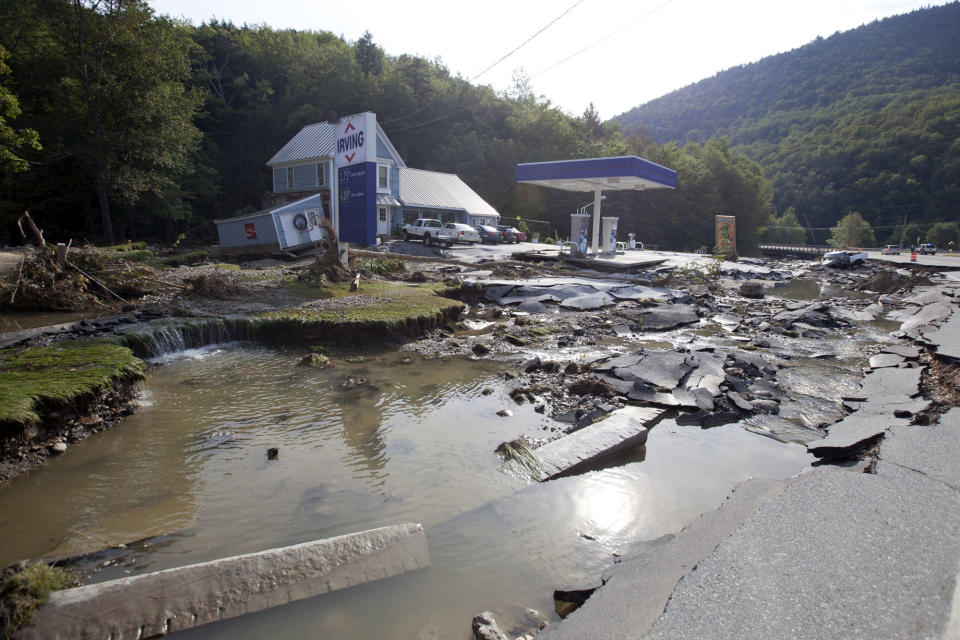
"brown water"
0,344,813,639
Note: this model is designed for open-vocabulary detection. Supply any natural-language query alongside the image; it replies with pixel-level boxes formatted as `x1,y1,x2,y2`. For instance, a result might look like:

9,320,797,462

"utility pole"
899,212,908,247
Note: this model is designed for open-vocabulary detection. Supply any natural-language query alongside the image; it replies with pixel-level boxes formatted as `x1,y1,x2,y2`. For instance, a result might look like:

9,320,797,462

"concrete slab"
643,467,960,640
20,523,429,640
532,406,665,481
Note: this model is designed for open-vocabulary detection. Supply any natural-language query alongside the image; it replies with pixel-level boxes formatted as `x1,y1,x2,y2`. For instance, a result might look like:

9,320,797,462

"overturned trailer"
214,193,330,255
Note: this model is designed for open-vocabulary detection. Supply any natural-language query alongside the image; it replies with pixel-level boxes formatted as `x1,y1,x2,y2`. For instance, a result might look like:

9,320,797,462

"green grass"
209,263,241,270
1,563,77,639
107,249,153,262
101,241,147,252
264,282,464,325
162,250,209,267
0,340,144,426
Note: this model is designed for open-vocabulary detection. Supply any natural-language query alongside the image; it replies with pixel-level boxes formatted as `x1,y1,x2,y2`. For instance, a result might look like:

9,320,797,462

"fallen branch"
16,211,45,247
9,251,26,304
66,259,129,304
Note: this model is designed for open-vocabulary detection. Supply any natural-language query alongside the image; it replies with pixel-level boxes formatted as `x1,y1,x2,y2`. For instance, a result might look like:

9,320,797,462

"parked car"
881,245,901,255
511,227,528,242
443,222,479,244
475,225,504,243
402,218,456,247
495,225,518,243
917,243,938,255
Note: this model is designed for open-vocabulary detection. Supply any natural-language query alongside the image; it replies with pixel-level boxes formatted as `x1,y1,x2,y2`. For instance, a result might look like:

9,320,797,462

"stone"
727,391,755,412
266,447,278,460
472,343,491,356
523,356,542,373
496,409,513,417
472,611,510,640
880,344,921,359
50,442,68,454
739,281,764,298
751,399,780,414
298,353,331,367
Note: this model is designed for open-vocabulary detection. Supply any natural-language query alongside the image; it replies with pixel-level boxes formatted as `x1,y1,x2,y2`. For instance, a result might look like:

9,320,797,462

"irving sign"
333,112,378,244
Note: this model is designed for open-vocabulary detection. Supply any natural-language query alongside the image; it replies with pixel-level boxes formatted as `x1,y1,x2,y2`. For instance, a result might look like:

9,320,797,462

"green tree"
55,0,202,242
0,45,40,174
901,223,924,247
926,221,960,248
828,211,876,248
764,207,806,244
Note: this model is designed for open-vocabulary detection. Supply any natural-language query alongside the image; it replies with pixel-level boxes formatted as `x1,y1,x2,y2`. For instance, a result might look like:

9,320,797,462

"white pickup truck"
401,218,456,247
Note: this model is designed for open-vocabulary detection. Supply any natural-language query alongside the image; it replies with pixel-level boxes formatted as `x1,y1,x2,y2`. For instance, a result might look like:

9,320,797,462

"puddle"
768,278,868,301
0,343,813,639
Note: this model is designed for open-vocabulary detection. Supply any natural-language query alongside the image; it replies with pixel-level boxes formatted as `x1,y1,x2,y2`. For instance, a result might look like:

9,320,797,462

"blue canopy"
516,156,677,192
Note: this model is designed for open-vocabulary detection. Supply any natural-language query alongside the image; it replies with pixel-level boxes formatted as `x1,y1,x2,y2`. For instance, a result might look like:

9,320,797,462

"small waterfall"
118,317,257,358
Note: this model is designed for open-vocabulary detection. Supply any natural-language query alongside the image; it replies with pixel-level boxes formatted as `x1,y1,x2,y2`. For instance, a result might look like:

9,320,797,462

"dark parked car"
475,225,504,243
495,225,518,243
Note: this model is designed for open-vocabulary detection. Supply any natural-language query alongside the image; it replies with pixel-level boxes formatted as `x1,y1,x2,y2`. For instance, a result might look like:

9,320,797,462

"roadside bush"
358,258,406,276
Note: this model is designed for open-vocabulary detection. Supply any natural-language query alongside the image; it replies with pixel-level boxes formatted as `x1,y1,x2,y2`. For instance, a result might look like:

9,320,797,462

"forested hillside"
615,2,960,239
0,0,771,252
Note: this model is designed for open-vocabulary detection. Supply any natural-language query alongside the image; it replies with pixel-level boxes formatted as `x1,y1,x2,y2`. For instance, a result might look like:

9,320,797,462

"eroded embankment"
0,340,144,483
0,284,465,482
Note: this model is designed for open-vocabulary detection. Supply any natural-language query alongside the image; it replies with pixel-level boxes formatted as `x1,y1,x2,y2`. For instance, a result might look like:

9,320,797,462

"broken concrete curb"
19,523,429,640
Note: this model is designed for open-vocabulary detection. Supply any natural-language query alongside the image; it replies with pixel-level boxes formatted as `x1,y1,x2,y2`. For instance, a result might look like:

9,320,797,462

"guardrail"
759,244,829,256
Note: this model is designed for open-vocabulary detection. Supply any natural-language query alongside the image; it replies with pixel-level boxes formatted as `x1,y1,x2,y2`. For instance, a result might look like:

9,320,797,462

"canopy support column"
591,188,603,256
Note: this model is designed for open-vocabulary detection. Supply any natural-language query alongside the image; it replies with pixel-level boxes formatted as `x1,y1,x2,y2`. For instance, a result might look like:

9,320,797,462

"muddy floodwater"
1,332,857,639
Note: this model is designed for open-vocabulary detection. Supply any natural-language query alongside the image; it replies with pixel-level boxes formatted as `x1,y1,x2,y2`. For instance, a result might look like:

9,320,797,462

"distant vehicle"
475,225,504,244
881,245,901,255
510,227,528,242
917,243,938,255
402,218,456,247
822,250,868,267
495,225,518,243
443,222,479,244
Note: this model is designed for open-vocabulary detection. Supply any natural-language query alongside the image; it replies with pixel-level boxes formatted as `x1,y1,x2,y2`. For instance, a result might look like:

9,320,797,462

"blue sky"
150,0,948,118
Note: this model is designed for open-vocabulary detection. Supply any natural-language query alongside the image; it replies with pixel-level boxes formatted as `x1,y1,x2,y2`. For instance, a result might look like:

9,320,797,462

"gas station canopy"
515,155,677,192
515,155,677,256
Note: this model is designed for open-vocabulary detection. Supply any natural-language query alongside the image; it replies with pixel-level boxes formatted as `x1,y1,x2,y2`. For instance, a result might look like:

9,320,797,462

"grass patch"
106,249,153,263
1,563,77,639
0,340,144,426
264,282,464,326
162,250,209,267
358,258,407,276
101,241,147,252
528,326,561,338
209,263,241,270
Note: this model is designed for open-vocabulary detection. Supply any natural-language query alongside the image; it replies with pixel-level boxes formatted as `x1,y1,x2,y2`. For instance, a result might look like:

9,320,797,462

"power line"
381,0,584,130
468,0,584,83
530,0,677,80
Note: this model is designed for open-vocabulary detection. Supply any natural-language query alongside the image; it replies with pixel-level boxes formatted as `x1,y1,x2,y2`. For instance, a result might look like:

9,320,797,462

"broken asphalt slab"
640,465,960,640
806,366,927,456
531,406,665,481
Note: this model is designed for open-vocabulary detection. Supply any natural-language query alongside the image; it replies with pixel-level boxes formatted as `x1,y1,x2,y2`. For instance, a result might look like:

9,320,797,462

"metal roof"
376,193,401,207
398,168,499,218
516,156,677,192
267,122,336,166
266,115,406,167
